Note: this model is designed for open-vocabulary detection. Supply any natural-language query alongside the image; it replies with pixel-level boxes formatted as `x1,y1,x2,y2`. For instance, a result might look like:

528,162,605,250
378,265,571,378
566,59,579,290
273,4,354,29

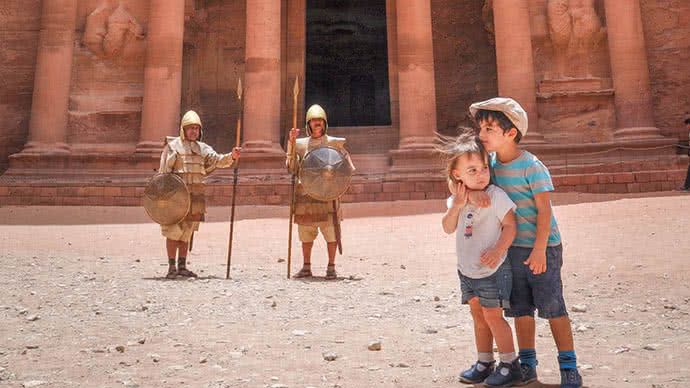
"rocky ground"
0,192,689,388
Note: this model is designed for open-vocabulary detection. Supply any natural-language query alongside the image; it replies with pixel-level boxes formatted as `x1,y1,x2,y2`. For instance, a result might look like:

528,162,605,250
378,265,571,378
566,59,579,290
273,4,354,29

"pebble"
643,344,660,351
424,328,438,334
26,314,40,322
368,341,382,351
115,345,125,353
199,356,208,364
614,346,631,354
580,364,593,370
271,384,288,388
322,351,338,361
572,305,587,313
22,381,47,388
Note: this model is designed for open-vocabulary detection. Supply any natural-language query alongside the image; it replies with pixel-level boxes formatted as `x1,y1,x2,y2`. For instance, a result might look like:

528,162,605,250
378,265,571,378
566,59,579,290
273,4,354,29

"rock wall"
640,0,690,141
181,0,246,154
67,0,148,145
0,1,41,173
431,0,498,135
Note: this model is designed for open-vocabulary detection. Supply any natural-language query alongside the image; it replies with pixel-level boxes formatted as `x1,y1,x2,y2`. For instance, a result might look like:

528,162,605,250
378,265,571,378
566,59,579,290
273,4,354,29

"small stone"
572,305,587,313
199,357,208,364
115,345,125,353
22,381,47,388
322,351,338,361
433,296,440,302
270,376,279,381
580,364,593,370
292,330,308,336
271,301,277,308
137,338,146,345
25,314,40,322
643,344,660,351
575,325,588,332
614,346,631,354
368,341,382,351
25,345,39,349
271,384,288,388
400,265,406,270
424,328,438,334
413,296,421,302
149,353,161,362
277,258,285,263
395,362,410,368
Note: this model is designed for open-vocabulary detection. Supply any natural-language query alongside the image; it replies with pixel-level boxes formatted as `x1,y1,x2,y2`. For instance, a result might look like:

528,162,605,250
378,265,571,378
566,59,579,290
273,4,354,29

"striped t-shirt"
490,151,561,247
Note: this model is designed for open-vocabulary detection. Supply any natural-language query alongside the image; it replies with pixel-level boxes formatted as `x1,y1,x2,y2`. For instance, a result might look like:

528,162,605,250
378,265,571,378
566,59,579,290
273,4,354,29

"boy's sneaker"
560,368,582,388
516,363,538,385
484,359,522,387
458,360,494,384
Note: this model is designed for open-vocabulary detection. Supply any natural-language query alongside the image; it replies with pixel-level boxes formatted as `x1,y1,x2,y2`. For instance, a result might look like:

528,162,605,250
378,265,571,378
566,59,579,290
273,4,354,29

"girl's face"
451,152,490,191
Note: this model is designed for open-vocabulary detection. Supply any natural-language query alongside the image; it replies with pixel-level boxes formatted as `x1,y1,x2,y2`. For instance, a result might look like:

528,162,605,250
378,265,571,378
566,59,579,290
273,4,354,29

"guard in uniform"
148,110,241,279
286,104,355,279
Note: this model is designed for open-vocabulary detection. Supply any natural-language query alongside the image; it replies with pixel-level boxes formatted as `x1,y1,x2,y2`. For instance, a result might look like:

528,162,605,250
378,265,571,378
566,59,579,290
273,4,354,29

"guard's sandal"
165,268,178,279
293,266,312,278
177,267,198,277
325,264,337,280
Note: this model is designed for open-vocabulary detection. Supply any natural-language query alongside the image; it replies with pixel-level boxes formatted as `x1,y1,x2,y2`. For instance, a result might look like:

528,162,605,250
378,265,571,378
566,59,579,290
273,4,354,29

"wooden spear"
226,78,242,279
287,76,299,279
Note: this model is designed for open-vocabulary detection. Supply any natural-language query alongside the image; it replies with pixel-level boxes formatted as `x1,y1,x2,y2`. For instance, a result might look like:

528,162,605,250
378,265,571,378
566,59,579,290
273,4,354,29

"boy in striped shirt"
467,97,582,388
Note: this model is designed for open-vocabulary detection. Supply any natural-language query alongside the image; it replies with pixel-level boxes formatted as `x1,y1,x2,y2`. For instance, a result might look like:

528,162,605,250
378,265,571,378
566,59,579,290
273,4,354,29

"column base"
18,141,71,156
237,140,286,171
135,140,164,156
613,126,664,141
521,130,547,144
388,147,443,179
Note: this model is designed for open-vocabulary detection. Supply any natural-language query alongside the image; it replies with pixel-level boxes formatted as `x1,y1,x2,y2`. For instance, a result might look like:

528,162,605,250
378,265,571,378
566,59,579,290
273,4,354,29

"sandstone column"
604,0,662,140
242,0,283,155
395,0,437,150
492,0,544,143
22,0,78,155
136,0,186,153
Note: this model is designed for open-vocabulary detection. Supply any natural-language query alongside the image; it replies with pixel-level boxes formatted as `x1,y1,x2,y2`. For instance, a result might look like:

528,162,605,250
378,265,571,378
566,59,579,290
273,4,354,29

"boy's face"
478,118,516,152
451,153,490,191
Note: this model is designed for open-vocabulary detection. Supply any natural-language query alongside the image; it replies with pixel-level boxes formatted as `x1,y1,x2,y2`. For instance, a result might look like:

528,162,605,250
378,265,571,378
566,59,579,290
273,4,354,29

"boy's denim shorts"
458,260,512,308
504,244,568,319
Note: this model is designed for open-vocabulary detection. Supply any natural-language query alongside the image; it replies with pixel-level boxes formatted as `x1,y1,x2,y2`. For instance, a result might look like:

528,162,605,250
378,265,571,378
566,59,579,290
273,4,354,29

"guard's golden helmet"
305,104,328,136
180,110,203,141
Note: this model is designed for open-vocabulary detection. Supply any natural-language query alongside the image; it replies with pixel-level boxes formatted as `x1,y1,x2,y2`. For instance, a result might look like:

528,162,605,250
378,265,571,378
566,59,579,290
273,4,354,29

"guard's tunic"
158,111,237,242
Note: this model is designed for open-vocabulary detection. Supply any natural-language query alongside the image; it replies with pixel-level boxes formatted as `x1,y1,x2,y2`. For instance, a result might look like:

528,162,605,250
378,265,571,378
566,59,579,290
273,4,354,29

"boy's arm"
480,209,516,268
523,191,551,274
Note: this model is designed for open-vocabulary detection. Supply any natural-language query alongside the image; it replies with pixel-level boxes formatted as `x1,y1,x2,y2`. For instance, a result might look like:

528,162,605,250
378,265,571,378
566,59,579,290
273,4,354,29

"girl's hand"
452,182,468,208
468,190,491,208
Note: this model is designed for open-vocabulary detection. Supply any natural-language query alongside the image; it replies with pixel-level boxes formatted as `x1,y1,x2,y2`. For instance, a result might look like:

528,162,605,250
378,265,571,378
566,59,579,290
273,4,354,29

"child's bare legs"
550,316,575,351
482,306,515,355
515,315,536,350
468,298,493,354
459,298,495,384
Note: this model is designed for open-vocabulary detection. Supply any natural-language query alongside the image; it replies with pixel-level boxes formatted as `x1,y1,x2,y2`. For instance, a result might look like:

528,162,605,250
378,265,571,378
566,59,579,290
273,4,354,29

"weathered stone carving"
547,0,605,78
84,1,144,59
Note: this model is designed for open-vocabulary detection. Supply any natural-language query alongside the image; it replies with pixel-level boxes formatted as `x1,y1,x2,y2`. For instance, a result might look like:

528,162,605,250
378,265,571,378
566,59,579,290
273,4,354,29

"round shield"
299,146,353,201
143,173,190,225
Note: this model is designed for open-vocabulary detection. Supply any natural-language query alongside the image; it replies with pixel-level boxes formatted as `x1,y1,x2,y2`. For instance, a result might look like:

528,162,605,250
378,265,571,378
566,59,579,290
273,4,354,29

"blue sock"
558,350,577,370
518,348,537,369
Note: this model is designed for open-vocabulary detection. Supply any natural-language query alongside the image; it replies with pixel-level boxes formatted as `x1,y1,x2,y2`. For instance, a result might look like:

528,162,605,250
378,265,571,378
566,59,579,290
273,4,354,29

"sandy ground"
0,192,689,388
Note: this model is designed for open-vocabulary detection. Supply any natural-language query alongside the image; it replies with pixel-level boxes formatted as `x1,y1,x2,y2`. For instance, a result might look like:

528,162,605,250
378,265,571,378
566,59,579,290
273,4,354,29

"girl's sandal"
293,266,312,278
325,265,337,280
